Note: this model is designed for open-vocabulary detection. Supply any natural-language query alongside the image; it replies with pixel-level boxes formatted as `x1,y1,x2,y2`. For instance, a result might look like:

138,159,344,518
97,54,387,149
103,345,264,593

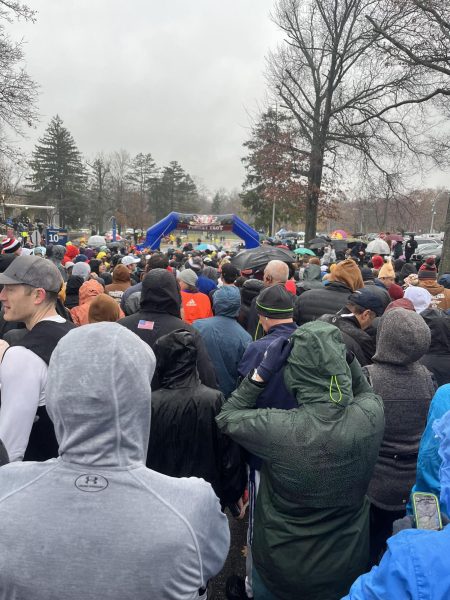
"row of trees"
26,115,205,232
335,187,448,235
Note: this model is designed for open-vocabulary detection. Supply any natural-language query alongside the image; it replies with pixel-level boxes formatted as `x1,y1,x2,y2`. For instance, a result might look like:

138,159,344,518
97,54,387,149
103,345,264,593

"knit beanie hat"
179,268,198,288
329,259,364,291
1,238,21,253
388,282,404,300
360,267,374,282
418,257,438,280
74,254,89,263
371,255,384,270
378,262,395,279
256,284,294,319
385,298,415,313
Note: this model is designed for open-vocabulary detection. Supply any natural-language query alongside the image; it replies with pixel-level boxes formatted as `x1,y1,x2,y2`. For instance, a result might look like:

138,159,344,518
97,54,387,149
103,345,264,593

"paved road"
210,510,248,599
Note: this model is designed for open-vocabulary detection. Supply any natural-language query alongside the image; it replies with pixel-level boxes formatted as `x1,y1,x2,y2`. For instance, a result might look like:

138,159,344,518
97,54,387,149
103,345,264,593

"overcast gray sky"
11,0,281,194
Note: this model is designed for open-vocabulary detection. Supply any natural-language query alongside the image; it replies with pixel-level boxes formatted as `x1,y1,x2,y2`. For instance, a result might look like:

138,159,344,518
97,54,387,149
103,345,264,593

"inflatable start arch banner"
144,212,260,250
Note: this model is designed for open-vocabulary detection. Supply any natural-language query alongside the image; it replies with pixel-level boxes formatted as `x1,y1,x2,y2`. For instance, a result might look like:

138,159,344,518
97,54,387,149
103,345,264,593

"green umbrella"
294,247,316,256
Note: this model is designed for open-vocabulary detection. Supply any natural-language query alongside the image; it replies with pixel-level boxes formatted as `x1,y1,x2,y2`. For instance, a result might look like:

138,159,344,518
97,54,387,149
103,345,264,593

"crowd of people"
0,233,450,599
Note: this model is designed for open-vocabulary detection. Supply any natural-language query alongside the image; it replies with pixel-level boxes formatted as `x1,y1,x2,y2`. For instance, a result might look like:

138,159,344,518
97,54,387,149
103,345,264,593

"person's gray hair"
264,260,289,284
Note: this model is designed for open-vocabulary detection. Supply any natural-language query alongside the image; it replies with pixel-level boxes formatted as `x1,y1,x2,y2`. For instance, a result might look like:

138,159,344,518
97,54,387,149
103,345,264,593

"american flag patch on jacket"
138,320,154,330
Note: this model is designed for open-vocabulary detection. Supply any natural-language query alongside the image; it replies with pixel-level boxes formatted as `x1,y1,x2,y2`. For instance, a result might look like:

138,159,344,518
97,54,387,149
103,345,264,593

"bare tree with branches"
267,0,444,243
0,1,38,157
367,0,450,272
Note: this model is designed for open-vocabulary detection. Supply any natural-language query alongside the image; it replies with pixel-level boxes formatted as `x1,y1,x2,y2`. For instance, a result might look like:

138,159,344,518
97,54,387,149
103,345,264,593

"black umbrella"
230,246,295,271
308,241,327,250
307,237,330,249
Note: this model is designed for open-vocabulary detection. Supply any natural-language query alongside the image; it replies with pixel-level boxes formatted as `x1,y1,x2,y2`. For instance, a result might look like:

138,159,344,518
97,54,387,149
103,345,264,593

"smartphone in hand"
412,492,442,531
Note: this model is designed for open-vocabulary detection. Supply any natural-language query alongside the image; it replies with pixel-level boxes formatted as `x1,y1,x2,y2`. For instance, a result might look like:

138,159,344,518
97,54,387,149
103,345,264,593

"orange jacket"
70,280,104,326
181,290,213,325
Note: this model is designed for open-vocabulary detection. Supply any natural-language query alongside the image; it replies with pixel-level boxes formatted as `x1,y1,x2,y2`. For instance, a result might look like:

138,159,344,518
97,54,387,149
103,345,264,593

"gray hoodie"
0,322,229,599
366,308,435,510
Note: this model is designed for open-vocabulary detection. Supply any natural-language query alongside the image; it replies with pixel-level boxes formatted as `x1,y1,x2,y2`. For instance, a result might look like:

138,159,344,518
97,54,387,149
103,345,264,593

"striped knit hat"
1,237,21,254
418,257,437,280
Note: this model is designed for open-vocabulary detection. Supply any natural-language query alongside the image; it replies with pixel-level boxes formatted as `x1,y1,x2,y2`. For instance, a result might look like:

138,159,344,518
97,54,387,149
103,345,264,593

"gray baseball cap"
0,255,63,293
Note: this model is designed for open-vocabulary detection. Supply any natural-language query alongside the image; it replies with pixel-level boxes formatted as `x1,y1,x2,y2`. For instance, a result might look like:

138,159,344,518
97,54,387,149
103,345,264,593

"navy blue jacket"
238,322,298,470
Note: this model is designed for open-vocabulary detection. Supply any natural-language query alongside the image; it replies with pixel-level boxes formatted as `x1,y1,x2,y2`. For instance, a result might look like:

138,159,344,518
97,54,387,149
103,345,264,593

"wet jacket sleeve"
218,431,247,506
215,375,276,462
406,387,450,514
342,532,418,599
195,481,230,584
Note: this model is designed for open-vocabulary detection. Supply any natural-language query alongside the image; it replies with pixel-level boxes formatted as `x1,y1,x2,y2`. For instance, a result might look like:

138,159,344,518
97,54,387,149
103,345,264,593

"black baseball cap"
348,288,385,317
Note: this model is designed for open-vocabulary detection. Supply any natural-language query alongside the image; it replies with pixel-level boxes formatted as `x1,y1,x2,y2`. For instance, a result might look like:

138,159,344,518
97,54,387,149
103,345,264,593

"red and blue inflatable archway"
144,212,260,250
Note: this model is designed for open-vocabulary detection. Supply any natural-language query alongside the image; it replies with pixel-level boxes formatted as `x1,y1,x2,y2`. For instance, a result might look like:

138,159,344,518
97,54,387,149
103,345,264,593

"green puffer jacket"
216,321,384,600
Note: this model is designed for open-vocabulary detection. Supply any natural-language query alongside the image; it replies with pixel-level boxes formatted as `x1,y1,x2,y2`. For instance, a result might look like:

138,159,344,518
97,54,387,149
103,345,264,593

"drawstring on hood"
284,321,353,406
46,322,156,467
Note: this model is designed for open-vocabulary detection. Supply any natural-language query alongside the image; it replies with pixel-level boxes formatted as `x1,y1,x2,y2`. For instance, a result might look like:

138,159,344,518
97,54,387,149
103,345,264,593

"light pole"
430,190,448,234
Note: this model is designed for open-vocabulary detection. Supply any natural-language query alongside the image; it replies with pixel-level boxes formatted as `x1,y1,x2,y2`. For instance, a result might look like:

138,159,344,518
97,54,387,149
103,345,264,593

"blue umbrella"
195,243,217,251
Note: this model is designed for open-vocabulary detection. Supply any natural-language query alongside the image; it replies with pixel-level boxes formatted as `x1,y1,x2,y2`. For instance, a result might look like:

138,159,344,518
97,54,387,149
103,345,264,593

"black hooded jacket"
294,281,352,325
118,269,217,390
238,279,264,330
147,330,246,506
420,308,450,387
64,276,84,309
320,312,376,366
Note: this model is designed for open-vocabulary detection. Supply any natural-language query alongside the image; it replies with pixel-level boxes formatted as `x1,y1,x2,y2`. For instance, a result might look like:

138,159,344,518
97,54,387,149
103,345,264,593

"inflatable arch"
144,212,260,250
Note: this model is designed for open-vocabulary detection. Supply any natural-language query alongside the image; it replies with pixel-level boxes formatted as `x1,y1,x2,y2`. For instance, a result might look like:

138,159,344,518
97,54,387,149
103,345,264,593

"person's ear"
34,288,47,305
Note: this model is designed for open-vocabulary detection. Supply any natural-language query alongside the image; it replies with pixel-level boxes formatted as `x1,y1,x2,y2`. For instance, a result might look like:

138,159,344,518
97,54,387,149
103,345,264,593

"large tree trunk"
439,197,450,277
305,145,324,244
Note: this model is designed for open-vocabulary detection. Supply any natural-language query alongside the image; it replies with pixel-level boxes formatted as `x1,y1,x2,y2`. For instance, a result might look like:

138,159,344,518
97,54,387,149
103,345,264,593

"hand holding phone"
412,492,442,531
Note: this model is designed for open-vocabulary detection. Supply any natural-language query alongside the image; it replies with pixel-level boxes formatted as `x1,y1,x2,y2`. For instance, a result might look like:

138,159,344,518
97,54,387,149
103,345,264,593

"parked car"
412,243,442,268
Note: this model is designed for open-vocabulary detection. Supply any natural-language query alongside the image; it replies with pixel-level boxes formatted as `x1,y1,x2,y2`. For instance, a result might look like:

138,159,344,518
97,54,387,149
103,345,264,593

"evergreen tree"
211,192,223,214
154,161,199,218
28,115,86,228
125,152,158,218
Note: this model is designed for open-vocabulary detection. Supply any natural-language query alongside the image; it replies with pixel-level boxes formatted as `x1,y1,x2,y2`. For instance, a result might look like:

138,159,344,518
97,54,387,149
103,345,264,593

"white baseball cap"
121,255,140,266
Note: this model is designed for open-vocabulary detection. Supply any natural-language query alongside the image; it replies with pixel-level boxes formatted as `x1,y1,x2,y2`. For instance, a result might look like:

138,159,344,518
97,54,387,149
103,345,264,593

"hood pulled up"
46,322,156,467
